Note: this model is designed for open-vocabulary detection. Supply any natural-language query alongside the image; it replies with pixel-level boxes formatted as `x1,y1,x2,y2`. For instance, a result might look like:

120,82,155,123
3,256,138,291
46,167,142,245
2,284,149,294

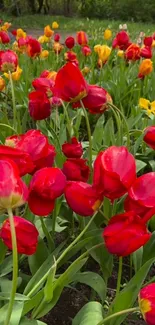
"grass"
1,13,155,37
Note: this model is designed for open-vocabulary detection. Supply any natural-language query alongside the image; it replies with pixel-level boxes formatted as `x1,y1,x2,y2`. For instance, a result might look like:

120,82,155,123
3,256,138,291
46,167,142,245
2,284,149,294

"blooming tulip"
0,50,18,72
139,283,155,325
0,145,34,176
63,158,90,182
140,46,152,59
62,137,83,158
0,160,28,211
113,31,130,50
44,25,54,38
54,62,88,103
124,195,149,218
73,85,112,114
128,172,155,208
27,38,41,58
104,29,112,40
125,43,141,61
65,36,75,49
0,216,38,255
28,91,51,120
65,181,102,216
0,31,10,44
97,45,111,64
144,126,155,149
28,167,66,216
76,31,88,46
93,146,136,200
138,59,153,79
4,66,22,81
16,28,26,40
103,211,151,256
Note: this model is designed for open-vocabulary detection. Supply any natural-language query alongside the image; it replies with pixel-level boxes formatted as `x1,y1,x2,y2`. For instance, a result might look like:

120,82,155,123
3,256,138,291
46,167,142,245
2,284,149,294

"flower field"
0,17,155,325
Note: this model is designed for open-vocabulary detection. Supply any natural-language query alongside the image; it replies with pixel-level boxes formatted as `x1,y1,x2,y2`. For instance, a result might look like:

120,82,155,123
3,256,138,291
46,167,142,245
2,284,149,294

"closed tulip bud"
40,50,49,59
104,29,112,40
138,59,153,79
54,33,60,42
139,284,155,325
0,76,5,91
52,21,59,29
0,216,39,255
54,62,88,103
65,181,102,216
0,31,10,44
27,38,41,58
103,212,151,256
28,167,66,216
11,29,17,37
65,36,75,49
144,126,155,149
0,160,28,211
73,85,112,114
144,36,153,47
140,46,152,59
0,50,18,72
62,158,90,182
93,146,136,200
44,25,54,38
76,31,88,46
81,45,92,56
117,50,124,57
62,137,83,158
28,90,52,120
125,43,141,61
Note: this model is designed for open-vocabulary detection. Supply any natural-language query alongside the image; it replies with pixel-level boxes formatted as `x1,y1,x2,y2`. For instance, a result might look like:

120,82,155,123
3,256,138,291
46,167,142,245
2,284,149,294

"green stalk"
4,208,18,325
97,307,140,325
40,217,54,252
116,256,123,298
9,71,18,132
61,100,72,139
80,100,93,181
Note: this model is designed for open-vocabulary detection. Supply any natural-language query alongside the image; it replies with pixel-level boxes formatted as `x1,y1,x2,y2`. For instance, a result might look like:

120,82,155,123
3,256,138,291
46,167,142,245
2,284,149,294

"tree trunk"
27,0,36,13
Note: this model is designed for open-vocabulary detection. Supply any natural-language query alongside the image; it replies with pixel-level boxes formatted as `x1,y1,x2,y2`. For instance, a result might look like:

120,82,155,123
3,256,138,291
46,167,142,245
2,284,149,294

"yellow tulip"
104,29,112,40
98,45,111,63
1,22,11,31
52,21,59,29
0,76,5,91
16,28,26,40
117,50,124,58
38,35,50,43
44,25,54,38
139,98,155,115
94,44,101,53
40,50,49,59
152,40,155,48
4,66,22,81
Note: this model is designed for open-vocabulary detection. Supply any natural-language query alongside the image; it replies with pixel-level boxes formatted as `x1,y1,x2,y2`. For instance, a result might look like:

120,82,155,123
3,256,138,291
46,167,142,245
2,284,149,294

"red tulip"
27,37,41,57
124,195,149,218
81,45,91,56
62,137,83,158
112,37,118,49
0,145,34,176
28,90,51,120
18,37,29,49
93,146,136,200
139,283,155,325
0,50,18,72
65,181,102,216
141,46,152,59
11,29,17,37
28,167,66,216
144,126,155,149
40,70,49,78
113,31,130,50
76,31,88,46
73,85,112,114
62,158,90,182
0,160,28,210
0,216,39,255
64,51,77,63
103,212,151,257
54,62,88,102
125,43,141,61
128,172,155,208
65,36,75,49
144,36,153,47
0,31,10,44
54,33,60,42
32,78,54,93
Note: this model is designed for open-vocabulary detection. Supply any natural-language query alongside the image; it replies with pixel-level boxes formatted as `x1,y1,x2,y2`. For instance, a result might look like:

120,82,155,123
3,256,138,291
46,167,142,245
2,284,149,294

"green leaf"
136,160,146,173
0,292,29,301
0,239,7,265
22,290,43,316
132,247,143,272
28,237,49,275
20,318,47,325
143,232,155,264
72,271,106,302
0,301,24,325
44,257,57,302
72,301,103,325
107,257,155,325
0,255,13,277
92,115,105,150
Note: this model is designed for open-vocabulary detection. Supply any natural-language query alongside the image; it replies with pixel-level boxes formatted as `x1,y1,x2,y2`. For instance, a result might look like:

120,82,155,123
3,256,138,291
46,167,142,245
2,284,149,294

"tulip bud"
44,25,54,38
0,31,10,44
81,45,91,56
52,21,59,29
76,31,88,46
65,36,75,49
104,29,112,40
138,59,153,79
27,38,41,58
0,216,39,255
62,137,83,158
62,158,90,182
54,33,60,42
40,50,49,59
28,90,52,120
144,36,153,47
139,284,155,325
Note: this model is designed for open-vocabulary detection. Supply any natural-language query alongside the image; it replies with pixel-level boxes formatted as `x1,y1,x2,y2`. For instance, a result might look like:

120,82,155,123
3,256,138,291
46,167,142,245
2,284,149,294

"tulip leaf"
0,292,30,301
0,301,24,325
22,290,43,316
132,247,143,272
143,231,155,264
28,237,49,275
44,257,57,302
20,317,47,325
92,115,105,150
72,301,103,325
0,239,7,265
71,271,106,302
0,255,13,277
106,257,155,325
136,159,146,173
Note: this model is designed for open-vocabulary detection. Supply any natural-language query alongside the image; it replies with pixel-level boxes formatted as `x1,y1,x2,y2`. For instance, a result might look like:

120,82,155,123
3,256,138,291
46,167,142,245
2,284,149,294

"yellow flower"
139,98,155,115
12,41,18,51
94,44,101,53
152,40,155,48
1,22,11,31
81,66,91,76
117,50,124,58
47,71,57,80
139,59,153,77
52,21,59,29
104,29,112,40
44,25,54,38
53,42,63,53
16,28,26,40
40,50,49,59
4,66,22,81
0,76,5,91
98,45,111,63
38,35,50,43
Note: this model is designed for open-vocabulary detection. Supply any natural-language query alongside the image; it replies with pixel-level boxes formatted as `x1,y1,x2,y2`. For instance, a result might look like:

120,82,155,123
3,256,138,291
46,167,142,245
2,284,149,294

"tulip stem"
97,307,140,325
116,256,123,298
61,100,72,139
80,100,93,181
9,71,18,133
40,217,54,252
4,208,18,325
